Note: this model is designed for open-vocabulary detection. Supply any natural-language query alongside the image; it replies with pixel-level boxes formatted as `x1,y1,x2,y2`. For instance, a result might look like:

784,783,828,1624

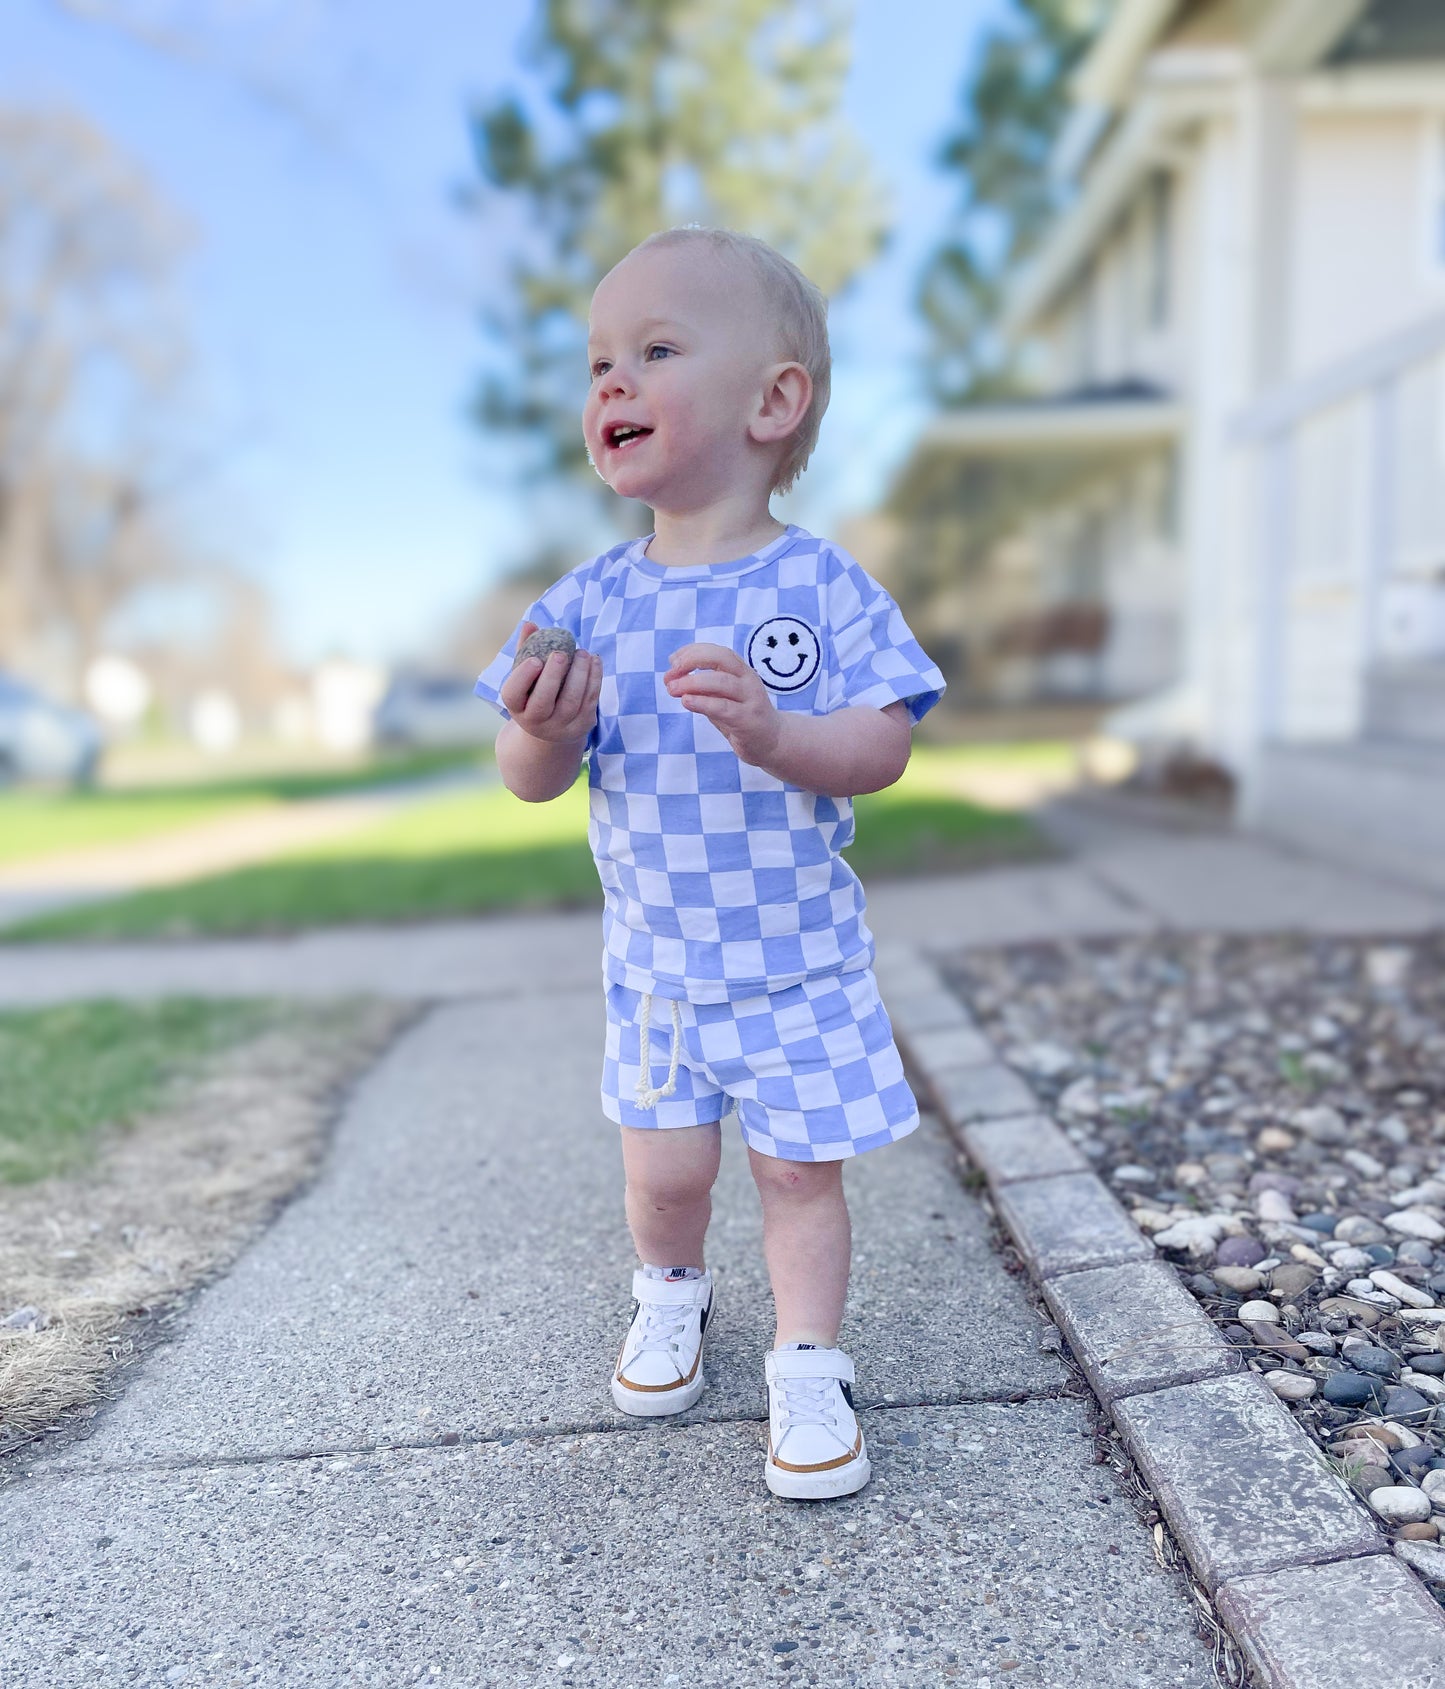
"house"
892,0,1445,892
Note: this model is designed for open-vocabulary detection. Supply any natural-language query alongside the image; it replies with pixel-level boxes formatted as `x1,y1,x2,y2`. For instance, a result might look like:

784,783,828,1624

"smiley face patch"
745,616,821,693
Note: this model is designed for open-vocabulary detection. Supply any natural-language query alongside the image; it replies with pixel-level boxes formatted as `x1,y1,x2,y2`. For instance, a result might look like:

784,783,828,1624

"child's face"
584,243,782,514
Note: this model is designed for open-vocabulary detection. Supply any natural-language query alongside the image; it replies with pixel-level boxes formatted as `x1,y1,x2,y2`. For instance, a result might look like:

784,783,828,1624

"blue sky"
5,0,1009,667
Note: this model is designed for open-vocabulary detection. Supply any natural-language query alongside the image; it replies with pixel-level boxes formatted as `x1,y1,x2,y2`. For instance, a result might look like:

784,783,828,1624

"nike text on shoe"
611,1267,713,1417
764,1346,871,1500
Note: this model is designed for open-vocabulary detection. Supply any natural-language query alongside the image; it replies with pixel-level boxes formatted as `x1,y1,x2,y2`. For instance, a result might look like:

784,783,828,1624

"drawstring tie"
634,992,682,1109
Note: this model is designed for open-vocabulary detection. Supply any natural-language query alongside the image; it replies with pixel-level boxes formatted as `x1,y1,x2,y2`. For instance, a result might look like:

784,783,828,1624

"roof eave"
1003,82,1229,341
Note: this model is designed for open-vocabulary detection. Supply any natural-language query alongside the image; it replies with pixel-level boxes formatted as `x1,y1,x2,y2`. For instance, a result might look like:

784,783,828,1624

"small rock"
1422,1471,1445,1503
1152,1217,1229,1257
1383,1386,1432,1419
1298,1213,1336,1236
1318,1296,1382,1326
1397,1521,1440,1541
1214,1266,1264,1294
1365,946,1411,989
1368,1486,1433,1524
1342,1149,1387,1180
1238,1300,1281,1324
1387,1210,1445,1244
1270,1264,1318,1300
1264,1370,1317,1401
1297,1332,1337,1354
515,626,577,666
1370,1270,1436,1309
1058,1077,1100,1117
1397,1371,1445,1398
1322,1373,1385,1407
1256,1189,1297,1224
1294,1106,1349,1146
1394,1540,1445,1583
1216,1235,1268,1268
1349,1346,1401,1379
1020,1041,1075,1078
1335,1216,1389,1246
1112,1163,1156,1185
1256,1127,1296,1154
1329,1248,1375,1273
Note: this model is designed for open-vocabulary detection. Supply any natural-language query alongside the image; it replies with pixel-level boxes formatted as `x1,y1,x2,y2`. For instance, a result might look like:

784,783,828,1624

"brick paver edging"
875,941,1445,1689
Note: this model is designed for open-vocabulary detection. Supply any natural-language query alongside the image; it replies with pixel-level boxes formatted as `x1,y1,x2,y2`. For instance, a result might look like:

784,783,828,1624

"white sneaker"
764,1345,871,1500
610,1268,713,1417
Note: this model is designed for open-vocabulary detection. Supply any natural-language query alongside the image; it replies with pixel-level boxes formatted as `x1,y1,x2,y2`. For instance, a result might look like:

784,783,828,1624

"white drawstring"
634,992,682,1109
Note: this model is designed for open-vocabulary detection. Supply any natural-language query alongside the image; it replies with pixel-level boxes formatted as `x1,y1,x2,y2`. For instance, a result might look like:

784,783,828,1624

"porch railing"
1231,307,1445,747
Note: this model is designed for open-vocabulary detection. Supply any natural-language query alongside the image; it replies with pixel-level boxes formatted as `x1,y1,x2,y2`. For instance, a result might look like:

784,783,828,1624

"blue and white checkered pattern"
601,968,921,1161
474,525,945,1003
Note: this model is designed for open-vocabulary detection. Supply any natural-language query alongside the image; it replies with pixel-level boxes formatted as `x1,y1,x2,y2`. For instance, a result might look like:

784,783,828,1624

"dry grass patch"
0,998,414,1455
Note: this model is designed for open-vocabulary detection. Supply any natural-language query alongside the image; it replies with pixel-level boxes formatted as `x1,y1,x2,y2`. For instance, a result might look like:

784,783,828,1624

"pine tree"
918,0,1102,404
464,0,888,483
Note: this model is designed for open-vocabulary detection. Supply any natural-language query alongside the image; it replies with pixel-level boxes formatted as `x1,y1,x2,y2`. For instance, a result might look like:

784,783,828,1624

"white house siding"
1293,111,1444,371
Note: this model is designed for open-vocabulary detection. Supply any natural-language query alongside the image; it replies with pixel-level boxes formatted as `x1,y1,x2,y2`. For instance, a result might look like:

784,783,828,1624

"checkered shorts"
600,968,921,1162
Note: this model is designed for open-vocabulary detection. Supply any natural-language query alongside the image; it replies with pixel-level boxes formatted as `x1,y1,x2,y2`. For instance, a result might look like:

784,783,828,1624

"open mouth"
606,423,652,450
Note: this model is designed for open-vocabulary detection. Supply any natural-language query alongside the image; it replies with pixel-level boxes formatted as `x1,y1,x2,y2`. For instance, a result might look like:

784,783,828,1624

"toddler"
474,226,945,1500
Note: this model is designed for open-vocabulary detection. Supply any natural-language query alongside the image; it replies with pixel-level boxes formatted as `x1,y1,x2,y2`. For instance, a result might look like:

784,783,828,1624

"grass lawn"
4,742,1062,941
0,747,484,868
0,998,283,1184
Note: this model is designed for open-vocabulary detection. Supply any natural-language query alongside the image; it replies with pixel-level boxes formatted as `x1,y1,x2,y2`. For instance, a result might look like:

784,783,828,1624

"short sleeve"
473,567,589,723
824,564,946,725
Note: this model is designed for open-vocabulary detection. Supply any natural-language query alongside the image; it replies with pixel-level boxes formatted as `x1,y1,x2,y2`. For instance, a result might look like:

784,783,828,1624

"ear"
748,362,812,446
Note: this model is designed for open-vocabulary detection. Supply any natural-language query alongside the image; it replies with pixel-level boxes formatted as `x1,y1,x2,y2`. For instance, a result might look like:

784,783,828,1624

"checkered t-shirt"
474,525,946,1003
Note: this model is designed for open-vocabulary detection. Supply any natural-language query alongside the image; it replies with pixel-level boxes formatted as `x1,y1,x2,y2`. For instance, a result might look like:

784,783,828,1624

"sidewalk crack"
7,1384,1083,1486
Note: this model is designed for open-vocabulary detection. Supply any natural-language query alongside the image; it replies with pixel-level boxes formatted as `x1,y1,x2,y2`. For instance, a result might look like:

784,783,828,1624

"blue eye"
646,344,674,361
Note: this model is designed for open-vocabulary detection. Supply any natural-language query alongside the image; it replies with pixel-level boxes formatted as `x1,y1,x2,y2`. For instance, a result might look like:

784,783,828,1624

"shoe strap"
766,1346,854,1384
630,1269,709,1305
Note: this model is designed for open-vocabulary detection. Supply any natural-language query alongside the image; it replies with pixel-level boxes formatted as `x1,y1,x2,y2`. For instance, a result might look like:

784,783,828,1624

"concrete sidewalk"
2,982,1218,1687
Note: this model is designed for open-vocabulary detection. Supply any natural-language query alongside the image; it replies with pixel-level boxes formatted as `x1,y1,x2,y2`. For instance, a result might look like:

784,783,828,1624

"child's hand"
664,643,781,768
501,620,602,745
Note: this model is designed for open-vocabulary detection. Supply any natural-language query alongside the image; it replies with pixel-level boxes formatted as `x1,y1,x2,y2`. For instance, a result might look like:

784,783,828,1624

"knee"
623,1142,715,1210
750,1153,842,1202
627,1169,712,1211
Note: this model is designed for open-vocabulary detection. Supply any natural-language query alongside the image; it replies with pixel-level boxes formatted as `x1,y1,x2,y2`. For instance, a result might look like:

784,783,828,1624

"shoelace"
631,1297,696,1357
773,1374,839,1430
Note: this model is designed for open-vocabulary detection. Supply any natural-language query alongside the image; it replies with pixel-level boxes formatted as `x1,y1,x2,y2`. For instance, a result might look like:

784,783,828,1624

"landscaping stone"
1216,1555,1445,1689
899,1023,995,1073
992,1172,1155,1279
957,1113,1090,1185
1112,1374,1381,1590
1041,1260,1238,1404
927,1061,1039,1124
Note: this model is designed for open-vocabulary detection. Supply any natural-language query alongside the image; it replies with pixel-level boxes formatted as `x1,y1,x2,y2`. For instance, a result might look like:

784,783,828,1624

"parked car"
0,673,103,787
373,672,499,749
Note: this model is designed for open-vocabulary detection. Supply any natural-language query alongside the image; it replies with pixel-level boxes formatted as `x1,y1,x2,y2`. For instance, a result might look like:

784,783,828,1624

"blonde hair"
629,226,830,495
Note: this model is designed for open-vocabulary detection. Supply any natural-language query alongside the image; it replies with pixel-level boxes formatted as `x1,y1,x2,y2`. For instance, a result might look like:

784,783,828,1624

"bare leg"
619,1123,722,1268
747,1146,851,1348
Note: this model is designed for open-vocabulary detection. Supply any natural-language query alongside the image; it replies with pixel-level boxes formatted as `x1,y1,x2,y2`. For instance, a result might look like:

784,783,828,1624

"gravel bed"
941,933,1445,1608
